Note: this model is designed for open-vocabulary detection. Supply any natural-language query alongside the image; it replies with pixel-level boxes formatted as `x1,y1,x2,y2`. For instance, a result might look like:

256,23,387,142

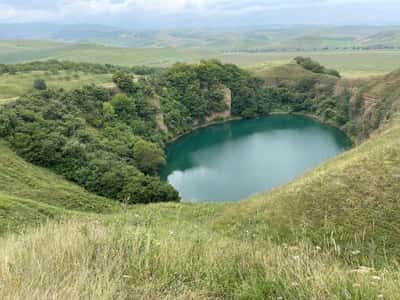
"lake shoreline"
162,114,353,202
166,112,354,146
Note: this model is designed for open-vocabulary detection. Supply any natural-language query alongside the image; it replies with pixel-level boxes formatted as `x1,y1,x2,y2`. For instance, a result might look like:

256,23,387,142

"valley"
1,27,400,299
0,0,400,295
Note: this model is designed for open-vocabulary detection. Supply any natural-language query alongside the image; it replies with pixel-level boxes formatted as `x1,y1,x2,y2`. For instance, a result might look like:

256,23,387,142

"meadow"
1,40,400,78
0,70,113,100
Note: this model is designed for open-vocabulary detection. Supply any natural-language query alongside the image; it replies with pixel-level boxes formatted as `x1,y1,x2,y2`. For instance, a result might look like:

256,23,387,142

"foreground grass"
1,219,400,300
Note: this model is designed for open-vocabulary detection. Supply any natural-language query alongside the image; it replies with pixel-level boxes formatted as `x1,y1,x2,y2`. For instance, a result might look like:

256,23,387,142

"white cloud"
0,0,398,25
0,4,56,22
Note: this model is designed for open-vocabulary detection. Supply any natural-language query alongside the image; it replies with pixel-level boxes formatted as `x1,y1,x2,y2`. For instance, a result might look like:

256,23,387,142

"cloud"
0,0,399,26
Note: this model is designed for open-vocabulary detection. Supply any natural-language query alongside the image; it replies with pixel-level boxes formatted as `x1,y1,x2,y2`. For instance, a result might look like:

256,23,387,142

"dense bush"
295,57,341,78
0,86,178,204
33,79,47,90
0,60,160,76
154,60,277,135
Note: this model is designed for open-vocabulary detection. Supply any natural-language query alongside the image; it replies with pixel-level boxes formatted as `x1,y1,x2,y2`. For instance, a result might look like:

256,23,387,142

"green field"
0,70,113,100
1,40,400,78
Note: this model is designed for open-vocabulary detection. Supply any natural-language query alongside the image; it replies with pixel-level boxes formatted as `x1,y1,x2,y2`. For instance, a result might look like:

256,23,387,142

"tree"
111,94,137,121
102,102,116,122
112,72,137,94
133,139,166,175
33,79,47,90
119,175,179,204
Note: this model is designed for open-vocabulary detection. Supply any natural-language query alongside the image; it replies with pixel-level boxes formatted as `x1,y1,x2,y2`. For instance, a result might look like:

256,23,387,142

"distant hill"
1,24,400,51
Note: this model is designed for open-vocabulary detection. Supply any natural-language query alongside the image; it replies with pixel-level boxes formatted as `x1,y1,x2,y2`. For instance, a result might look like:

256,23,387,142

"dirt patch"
151,98,169,133
206,85,232,123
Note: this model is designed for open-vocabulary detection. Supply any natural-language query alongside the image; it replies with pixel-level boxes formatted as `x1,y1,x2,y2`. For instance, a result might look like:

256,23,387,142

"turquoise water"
161,115,352,202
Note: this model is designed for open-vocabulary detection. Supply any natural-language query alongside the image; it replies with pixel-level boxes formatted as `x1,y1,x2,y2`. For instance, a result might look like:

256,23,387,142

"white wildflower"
354,266,373,274
371,275,381,281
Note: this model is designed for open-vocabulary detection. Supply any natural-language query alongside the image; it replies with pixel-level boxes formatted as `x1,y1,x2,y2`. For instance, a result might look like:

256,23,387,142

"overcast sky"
0,0,399,28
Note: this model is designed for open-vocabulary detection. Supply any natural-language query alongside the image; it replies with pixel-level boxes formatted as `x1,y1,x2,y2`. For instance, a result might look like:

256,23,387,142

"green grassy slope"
251,62,338,85
0,70,112,99
0,141,119,234
0,40,215,66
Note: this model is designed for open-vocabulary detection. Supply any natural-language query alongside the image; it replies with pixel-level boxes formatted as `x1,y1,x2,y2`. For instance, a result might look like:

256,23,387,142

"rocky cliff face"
151,98,168,133
205,85,232,123
153,85,233,134
347,70,400,140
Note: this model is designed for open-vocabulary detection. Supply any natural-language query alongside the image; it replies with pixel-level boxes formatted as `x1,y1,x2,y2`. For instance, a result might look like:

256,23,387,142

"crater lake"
161,115,352,202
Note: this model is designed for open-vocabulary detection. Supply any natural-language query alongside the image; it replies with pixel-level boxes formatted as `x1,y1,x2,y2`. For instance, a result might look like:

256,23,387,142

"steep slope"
0,141,119,234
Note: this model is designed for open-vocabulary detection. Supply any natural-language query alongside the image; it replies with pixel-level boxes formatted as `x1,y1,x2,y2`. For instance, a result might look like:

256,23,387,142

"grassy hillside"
0,70,112,99
0,65,400,298
0,141,118,235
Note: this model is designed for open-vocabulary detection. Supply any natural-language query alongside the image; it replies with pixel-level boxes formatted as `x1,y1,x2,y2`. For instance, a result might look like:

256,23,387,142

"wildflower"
371,275,381,281
277,297,284,300
351,250,361,255
377,294,384,299
292,255,300,262
315,246,321,251
169,230,175,235
354,266,373,274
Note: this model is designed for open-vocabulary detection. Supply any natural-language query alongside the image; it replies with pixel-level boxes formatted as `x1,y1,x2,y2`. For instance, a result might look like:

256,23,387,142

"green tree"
133,139,166,175
33,79,47,90
111,94,137,121
119,175,179,204
112,72,137,94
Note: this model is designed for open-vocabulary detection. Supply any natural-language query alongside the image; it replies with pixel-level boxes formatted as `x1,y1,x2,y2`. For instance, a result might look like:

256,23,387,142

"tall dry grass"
1,219,400,299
